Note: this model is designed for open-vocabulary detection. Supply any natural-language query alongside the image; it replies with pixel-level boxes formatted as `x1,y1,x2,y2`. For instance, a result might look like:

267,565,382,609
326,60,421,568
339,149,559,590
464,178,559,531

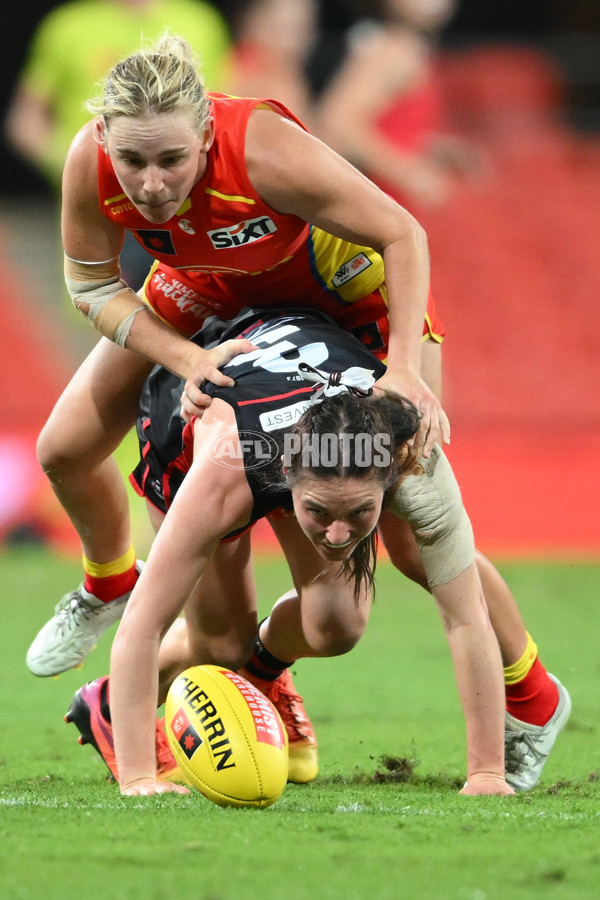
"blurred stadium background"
1,0,599,558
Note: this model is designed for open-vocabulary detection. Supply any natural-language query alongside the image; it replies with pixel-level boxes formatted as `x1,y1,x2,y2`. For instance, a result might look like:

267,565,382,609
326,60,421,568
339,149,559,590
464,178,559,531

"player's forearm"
110,628,162,789
381,231,430,376
433,566,506,778
455,631,506,779
123,307,206,379
64,254,203,377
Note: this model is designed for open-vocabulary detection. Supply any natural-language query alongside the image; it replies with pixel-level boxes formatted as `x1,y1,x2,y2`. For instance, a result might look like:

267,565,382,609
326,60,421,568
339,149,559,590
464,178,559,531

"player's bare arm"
61,124,253,397
110,401,253,793
245,109,448,454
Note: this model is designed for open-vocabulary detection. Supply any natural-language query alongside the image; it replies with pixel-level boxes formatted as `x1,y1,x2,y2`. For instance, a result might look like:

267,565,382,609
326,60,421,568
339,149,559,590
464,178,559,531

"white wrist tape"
64,255,149,348
386,444,475,587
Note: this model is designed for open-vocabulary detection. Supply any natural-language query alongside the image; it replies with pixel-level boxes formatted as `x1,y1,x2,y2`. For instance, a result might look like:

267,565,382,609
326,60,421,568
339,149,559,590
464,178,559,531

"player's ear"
95,118,109,152
201,116,215,153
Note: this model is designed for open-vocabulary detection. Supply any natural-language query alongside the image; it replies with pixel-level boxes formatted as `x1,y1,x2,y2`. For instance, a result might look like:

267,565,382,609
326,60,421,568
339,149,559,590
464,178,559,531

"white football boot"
26,561,144,677
504,674,571,791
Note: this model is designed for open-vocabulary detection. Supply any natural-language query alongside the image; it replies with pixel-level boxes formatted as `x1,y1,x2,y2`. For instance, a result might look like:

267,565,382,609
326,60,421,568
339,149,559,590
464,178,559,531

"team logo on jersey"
207,216,277,249
332,252,372,288
135,230,176,255
178,218,196,235
350,322,386,353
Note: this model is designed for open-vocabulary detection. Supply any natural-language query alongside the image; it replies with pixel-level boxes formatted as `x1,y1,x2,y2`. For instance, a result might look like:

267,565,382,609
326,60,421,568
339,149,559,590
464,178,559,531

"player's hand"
459,773,515,796
180,338,257,421
374,367,450,458
121,777,190,797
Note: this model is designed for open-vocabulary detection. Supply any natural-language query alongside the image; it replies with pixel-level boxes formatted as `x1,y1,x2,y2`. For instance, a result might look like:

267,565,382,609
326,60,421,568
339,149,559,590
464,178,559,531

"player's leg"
157,522,325,786
259,515,371,661
28,338,152,676
37,337,151,562
65,534,259,785
240,514,372,784
157,533,259,696
380,512,571,790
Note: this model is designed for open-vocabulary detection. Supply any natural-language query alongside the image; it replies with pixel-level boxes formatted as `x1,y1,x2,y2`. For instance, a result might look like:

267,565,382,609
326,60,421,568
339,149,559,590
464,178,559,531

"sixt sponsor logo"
332,252,372,287
207,216,277,249
176,675,236,770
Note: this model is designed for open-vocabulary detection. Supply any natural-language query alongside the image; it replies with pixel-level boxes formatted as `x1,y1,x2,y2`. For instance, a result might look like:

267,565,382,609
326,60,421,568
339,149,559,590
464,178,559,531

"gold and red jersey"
97,93,443,355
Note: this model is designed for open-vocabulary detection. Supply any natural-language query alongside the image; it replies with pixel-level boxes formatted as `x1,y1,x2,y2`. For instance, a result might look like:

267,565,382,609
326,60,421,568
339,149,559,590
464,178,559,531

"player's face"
292,476,384,561
103,111,213,224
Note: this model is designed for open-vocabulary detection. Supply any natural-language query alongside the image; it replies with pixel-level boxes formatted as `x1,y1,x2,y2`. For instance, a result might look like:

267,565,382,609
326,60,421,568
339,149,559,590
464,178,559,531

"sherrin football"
165,665,288,808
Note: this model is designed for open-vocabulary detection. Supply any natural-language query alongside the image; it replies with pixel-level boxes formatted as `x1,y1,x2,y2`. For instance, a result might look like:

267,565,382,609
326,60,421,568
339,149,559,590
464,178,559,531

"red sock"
84,563,138,603
505,657,559,726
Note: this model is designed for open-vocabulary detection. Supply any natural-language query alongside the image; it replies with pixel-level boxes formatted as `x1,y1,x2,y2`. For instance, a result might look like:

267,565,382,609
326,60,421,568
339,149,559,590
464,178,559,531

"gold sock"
504,632,538,685
83,544,136,579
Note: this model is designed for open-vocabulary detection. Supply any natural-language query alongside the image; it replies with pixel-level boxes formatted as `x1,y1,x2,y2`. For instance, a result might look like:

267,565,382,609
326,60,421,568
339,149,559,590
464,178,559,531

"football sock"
504,632,559,726
83,545,138,603
243,625,294,682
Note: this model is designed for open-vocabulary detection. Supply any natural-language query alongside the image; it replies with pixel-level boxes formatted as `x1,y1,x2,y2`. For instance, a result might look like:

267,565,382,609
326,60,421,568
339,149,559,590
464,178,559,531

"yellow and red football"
164,665,288,808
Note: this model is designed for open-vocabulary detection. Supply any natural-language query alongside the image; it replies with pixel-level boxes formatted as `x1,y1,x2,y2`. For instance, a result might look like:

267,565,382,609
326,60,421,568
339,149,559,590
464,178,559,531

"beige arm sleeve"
64,255,150,348
385,444,475,587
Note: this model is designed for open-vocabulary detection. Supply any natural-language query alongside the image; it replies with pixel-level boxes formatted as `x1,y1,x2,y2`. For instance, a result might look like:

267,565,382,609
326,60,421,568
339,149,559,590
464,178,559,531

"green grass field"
1,546,599,900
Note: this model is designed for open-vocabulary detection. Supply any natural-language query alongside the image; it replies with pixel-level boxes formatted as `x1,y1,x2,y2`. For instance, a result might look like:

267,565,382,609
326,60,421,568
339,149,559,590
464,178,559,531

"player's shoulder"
63,120,100,196
66,119,98,159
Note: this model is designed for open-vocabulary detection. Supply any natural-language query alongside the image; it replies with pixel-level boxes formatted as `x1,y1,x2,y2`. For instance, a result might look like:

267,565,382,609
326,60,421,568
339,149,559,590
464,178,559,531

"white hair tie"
298,362,376,405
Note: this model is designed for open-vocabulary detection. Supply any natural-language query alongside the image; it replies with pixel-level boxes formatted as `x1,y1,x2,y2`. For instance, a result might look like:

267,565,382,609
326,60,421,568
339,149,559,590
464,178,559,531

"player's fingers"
219,338,257,361
423,406,450,456
459,783,515,796
209,339,257,381
121,781,190,796
206,367,235,388
415,402,450,458
154,782,190,795
422,411,440,458
459,774,515,796
409,407,435,459
439,408,451,446
182,377,213,406
121,784,150,797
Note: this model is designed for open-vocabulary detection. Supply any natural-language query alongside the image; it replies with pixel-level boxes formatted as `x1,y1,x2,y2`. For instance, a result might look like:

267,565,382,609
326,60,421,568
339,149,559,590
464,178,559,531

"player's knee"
305,607,368,657
36,421,75,475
